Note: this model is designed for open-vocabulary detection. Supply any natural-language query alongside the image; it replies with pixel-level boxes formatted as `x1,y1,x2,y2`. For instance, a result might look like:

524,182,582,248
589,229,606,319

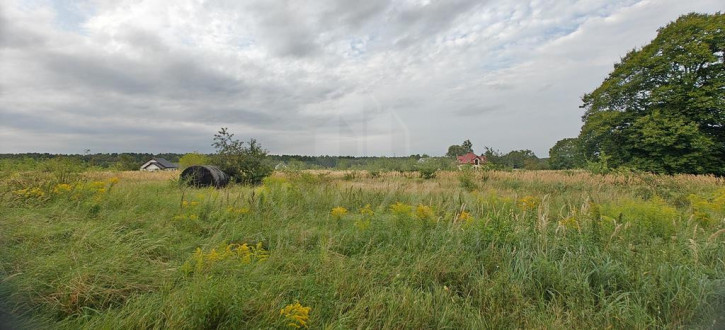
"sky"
0,0,722,157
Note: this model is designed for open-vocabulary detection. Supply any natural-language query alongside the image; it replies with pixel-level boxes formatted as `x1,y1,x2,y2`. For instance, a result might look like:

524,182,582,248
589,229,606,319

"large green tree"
549,138,584,170
446,139,474,157
577,12,724,175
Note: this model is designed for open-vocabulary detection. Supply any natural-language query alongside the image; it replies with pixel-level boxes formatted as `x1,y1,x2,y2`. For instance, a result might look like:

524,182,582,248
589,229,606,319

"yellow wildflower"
458,211,473,223
354,218,371,230
558,216,580,230
108,177,120,185
359,204,374,217
254,242,269,261
14,187,45,199
390,202,412,216
189,214,199,220
517,196,540,211
280,301,311,328
415,204,435,221
330,207,348,219
53,183,72,194
90,181,105,189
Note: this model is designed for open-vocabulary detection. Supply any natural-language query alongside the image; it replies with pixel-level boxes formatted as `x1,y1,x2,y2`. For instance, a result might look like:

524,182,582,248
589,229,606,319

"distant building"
140,158,179,171
457,152,487,168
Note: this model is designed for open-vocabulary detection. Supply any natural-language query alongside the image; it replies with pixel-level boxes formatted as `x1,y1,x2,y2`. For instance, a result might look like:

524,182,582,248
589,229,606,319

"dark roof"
153,158,178,168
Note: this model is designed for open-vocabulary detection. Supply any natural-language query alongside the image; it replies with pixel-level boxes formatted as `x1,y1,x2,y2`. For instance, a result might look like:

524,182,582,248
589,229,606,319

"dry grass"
84,170,179,182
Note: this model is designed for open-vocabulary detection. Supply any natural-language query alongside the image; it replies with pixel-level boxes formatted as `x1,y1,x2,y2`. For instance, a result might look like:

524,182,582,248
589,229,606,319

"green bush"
211,128,272,185
458,169,477,191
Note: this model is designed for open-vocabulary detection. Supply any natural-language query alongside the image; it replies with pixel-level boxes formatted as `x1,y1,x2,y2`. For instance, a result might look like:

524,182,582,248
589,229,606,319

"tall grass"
1,169,724,329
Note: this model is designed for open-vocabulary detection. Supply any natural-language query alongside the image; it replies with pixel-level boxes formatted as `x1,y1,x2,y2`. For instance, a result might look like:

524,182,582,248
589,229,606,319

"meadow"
1,167,724,329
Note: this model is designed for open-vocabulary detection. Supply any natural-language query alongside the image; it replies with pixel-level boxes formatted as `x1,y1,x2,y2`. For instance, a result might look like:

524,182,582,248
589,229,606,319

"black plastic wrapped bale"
180,165,230,188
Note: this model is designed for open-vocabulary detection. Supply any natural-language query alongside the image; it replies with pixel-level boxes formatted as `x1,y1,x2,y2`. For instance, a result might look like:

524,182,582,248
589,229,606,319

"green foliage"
115,154,139,171
586,151,612,175
211,128,272,185
500,150,540,169
416,160,439,179
178,152,209,170
446,139,474,157
418,167,437,179
549,138,584,169
578,12,725,175
41,157,86,184
458,169,477,191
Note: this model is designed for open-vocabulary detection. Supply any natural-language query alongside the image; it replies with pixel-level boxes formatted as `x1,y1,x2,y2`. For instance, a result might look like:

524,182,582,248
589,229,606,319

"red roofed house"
457,152,487,168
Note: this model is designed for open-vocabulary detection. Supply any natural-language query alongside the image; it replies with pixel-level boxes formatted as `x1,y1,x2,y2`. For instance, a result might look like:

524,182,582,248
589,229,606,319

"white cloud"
0,0,722,156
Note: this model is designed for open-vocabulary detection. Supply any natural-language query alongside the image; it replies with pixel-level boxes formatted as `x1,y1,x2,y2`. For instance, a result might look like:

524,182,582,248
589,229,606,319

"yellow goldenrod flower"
354,218,371,230
15,187,45,199
53,183,72,194
184,242,269,275
91,181,105,189
254,242,269,261
517,196,540,211
558,216,580,230
415,204,435,221
280,301,311,328
207,248,222,262
458,211,473,223
330,207,348,219
390,202,412,216
108,177,120,185
359,204,374,217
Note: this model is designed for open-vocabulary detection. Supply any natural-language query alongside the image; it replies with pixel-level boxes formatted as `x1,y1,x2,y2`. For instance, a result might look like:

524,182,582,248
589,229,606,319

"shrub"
458,169,477,191
417,160,438,179
211,128,273,185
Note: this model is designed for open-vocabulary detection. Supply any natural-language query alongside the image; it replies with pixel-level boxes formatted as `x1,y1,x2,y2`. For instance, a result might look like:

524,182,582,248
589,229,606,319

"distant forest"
0,151,550,172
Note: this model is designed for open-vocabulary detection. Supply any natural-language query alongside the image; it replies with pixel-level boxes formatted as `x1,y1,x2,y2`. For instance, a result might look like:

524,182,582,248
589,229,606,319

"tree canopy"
548,138,583,170
575,12,724,175
446,139,474,157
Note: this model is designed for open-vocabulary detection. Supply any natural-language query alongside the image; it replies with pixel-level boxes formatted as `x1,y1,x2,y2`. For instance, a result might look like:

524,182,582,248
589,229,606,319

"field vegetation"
1,162,724,328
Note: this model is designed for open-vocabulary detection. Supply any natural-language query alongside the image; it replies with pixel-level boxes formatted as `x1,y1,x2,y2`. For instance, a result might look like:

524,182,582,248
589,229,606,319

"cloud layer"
1,0,722,156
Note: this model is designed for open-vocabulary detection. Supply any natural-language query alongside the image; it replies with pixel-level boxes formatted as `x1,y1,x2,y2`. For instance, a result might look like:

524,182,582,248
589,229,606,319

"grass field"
1,169,725,329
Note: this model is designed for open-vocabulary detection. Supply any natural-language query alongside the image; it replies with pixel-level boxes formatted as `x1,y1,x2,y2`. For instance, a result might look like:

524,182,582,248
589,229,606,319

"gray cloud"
1,0,723,156
454,104,504,117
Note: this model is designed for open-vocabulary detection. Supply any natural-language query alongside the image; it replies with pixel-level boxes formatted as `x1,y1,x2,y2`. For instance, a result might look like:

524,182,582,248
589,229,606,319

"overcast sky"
0,0,722,156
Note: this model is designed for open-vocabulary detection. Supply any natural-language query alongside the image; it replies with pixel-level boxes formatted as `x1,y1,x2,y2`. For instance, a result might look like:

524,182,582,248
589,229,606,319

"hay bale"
180,165,230,188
